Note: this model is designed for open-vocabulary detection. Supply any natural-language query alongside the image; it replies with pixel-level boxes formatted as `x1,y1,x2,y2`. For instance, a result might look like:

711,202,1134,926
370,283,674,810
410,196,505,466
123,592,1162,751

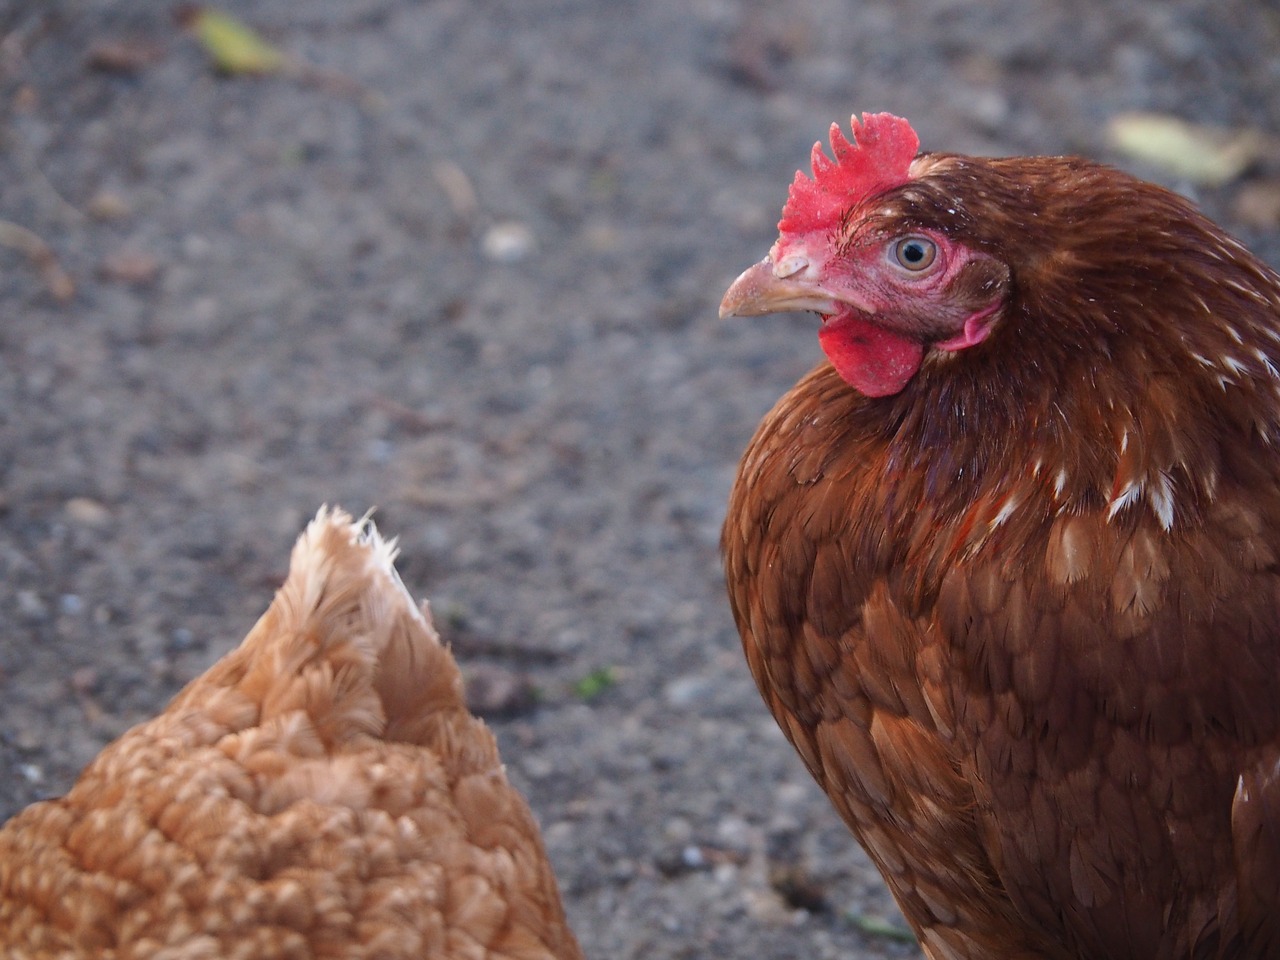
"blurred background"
1,1,1277,956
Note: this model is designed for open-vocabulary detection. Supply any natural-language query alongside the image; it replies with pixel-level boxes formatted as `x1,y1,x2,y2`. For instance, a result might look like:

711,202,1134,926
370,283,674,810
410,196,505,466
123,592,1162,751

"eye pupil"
893,235,938,271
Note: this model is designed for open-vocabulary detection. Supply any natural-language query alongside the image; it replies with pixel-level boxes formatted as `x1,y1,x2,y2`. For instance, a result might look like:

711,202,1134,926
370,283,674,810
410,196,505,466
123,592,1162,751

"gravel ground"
2,2,1279,957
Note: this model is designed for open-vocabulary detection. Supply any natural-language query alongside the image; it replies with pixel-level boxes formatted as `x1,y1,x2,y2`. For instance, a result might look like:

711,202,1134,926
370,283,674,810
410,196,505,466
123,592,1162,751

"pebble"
521,755,555,780
70,667,98,694
16,590,47,621
661,816,693,843
13,728,42,752
463,662,537,717
480,221,536,262
716,814,752,849
743,887,806,926
664,674,713,707
64,497,112,527
85,38,165,76
681,844,707,869
86,189,132,220
366,438,395,464
97,249,161,287
169,627,198,652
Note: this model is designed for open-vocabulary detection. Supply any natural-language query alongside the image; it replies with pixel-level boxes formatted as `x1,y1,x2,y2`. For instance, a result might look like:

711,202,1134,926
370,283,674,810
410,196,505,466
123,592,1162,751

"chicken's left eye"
893,236,937,272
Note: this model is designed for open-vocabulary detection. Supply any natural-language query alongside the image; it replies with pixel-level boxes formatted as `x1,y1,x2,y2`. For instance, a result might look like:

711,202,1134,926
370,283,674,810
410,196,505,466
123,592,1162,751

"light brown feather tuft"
0,506,582,960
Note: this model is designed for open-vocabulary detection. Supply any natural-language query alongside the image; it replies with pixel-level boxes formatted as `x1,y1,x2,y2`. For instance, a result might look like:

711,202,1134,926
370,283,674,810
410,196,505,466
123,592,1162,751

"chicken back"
0,507,583,960
721,113,1280,960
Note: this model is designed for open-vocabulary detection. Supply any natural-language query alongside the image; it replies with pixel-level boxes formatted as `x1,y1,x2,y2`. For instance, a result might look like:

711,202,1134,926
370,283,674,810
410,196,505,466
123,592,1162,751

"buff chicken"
720,112,1280,959
0,507,583,960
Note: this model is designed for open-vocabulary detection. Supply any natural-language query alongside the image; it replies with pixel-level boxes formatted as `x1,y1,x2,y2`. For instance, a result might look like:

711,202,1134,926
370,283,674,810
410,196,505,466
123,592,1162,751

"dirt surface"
2,2,1279,957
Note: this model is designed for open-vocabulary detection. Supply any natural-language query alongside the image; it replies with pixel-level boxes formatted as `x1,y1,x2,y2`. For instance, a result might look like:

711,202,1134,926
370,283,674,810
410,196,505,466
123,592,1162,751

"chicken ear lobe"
818,312,924,396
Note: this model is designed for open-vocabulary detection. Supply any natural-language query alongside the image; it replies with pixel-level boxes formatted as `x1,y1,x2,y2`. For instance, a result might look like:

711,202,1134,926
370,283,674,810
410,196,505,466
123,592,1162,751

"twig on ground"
0,220,75,303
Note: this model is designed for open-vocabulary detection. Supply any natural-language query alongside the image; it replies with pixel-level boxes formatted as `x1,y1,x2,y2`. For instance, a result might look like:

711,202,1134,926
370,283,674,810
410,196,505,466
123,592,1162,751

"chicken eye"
893,236,937,272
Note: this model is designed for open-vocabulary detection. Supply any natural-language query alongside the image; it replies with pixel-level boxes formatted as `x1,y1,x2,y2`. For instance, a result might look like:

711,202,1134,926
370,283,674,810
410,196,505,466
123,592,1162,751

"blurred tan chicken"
0,507,583,960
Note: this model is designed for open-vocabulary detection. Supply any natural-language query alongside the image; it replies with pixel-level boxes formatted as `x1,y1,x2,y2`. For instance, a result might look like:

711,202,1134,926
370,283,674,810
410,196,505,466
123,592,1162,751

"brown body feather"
724,156,1280,959
0,508,583,960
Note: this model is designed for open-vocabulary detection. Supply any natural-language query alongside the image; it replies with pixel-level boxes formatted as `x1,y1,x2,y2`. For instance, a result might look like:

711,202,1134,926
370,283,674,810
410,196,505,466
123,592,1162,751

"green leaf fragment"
846,912,918,944
574,667,616,700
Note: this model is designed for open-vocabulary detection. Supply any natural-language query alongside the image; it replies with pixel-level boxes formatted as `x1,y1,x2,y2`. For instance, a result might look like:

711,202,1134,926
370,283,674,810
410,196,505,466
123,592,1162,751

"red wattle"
818,313,924,397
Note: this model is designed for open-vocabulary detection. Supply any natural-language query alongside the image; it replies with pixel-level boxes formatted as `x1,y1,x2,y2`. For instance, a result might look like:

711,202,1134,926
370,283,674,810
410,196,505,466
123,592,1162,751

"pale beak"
718,256,839,319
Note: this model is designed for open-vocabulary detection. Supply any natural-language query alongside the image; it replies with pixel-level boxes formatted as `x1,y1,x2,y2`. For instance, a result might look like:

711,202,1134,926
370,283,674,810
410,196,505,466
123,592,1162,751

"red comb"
778,113,919,235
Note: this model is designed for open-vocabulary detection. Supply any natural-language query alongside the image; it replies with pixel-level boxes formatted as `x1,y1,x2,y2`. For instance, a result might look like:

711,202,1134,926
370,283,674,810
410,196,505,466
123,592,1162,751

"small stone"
712,861,739,886
17,590,47,621
582,221,621,252
664,674,712,707
543,821,575,847
13,728,41,751
681,844,707,869
182,234,213,259
463,662,537,717
743,886,804,925
169,627,198,651
12,85,38,113
716,814,752,849
70,667,98,694
662,816,693,843
1234,179,1280,230
610,859,637,882
97,249,161,287
65,497,112,527
86,190,132,221
961,89,1011,132
481,221,536,262
520,755,555,780
85,38,165,75
655,843,710,877
367,438,395,464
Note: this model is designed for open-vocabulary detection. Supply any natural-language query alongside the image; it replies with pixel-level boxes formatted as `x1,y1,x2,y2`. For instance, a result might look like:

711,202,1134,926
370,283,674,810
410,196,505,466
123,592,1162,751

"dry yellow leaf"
188,7,287,76
1106,112,1265,187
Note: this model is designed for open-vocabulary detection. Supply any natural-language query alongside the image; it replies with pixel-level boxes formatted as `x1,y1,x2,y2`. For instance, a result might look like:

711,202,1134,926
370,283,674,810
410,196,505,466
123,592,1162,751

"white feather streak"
1107,481,1141,522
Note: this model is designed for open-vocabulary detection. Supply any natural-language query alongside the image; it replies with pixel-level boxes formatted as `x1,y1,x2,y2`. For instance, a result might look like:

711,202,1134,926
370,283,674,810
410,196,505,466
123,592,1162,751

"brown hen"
720,113,1280,959
0,507,582,960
